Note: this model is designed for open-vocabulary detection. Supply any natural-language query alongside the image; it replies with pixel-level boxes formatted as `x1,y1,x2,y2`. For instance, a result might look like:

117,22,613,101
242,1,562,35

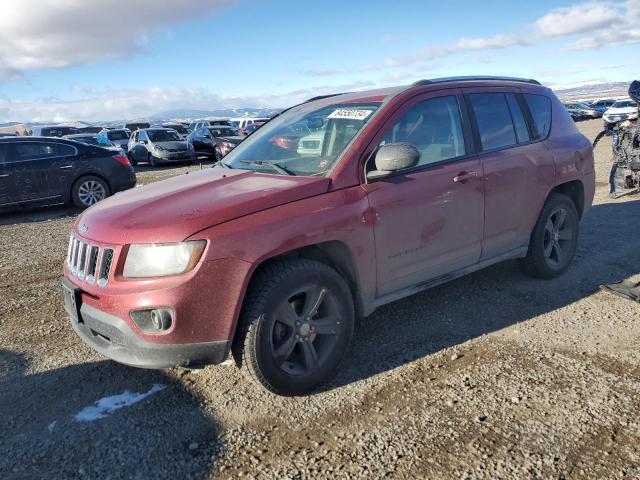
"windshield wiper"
213,160,231,169
239,160,295,176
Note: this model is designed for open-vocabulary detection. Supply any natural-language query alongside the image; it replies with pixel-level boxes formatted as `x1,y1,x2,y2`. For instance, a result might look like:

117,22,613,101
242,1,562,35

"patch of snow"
73,384,166,422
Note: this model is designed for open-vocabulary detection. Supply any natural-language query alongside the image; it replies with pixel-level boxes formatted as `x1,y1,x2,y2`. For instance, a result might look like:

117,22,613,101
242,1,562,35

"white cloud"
0,81,377,123
311,1,639,77
533,2,622,37
0,0,239,79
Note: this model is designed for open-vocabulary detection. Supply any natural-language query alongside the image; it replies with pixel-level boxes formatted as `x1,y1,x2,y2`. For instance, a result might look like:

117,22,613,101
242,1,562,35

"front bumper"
155,151,195,162
62,276,230,368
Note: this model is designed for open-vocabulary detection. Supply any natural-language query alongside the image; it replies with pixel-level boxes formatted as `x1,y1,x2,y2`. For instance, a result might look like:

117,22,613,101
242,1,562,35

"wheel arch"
246,240,365,321
547,180,585,218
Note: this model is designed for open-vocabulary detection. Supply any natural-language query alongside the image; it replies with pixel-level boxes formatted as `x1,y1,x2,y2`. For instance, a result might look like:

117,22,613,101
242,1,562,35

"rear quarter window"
523,94,552,140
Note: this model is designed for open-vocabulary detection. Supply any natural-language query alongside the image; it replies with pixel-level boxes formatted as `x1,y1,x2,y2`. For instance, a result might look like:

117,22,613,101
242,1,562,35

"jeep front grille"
67,235,115,287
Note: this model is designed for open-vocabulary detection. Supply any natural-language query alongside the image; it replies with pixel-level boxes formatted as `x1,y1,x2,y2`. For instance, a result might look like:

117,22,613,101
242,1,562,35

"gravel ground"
1,120,639,479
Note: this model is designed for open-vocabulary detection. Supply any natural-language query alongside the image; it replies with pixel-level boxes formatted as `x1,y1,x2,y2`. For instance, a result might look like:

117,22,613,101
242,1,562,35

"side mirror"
367,143,420,180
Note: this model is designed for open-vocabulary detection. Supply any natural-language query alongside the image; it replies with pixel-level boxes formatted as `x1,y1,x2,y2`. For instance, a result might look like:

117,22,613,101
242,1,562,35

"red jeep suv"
61,77,595,395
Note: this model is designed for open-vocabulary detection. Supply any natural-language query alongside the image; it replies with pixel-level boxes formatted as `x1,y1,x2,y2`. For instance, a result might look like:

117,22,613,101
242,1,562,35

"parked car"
0,137,135,210
588,99,617,114
297,128,325,156
603,99,639,130
187,125,244,159
230,117,271,130
157,123,191,138
76,126,105,134
188,119,232,131
31,125,79,137
63,134,124,154
124,122,151,132
127,128,195,166
62,76,594,395
96,128,131,150
563,102,600,121
241,122,265,136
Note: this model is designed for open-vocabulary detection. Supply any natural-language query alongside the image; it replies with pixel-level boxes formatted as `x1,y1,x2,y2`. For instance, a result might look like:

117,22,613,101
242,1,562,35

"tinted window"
469,93,517,151
209,127,239,137
0,143,6,164
108,130,129,140
147,130,180,142
523,94,552,140
9,142,75,161
506,94,530,143
382,96,466,166
57,144,77,156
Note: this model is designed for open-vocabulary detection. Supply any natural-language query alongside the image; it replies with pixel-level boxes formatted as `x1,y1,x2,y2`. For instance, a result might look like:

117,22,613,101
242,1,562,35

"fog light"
131,308,173,333
151,309,172,331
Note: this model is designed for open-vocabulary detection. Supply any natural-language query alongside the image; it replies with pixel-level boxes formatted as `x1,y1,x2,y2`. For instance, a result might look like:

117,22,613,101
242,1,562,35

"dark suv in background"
0,137,135,210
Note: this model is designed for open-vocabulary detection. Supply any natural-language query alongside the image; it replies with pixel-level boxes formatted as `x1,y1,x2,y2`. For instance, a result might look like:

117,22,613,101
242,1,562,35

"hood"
605,106,638,115
219,136,245,145
74,168,330,244
152,140,188,150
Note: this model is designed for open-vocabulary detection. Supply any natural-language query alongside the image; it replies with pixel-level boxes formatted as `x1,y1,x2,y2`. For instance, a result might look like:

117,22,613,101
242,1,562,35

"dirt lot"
1,120,639,479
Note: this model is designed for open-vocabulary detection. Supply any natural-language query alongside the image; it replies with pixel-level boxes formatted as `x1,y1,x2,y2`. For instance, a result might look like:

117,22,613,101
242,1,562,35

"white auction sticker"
327,109,373,121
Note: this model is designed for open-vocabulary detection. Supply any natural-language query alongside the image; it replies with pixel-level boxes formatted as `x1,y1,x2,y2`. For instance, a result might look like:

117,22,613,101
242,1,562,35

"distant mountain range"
1,107,282,129
552,81,632,101
1,81,636,128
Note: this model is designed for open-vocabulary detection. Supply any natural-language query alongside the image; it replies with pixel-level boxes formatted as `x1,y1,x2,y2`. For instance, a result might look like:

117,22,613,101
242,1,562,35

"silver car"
127,128,196,167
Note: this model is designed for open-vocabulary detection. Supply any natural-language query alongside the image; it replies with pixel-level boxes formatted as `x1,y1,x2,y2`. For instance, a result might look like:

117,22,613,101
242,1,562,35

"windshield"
223,102,380,176
209,127,240,137
147,129,181,142
165,124,188,134
611,100,638,108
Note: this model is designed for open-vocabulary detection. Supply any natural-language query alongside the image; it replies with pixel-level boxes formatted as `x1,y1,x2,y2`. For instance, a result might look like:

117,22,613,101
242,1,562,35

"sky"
0,0,638,123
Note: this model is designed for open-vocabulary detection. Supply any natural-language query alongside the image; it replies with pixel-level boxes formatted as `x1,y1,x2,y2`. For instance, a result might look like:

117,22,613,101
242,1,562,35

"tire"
519,193,579,279
148,153,157,167
127,152,137,167
71,175,110,209
233,259,354,396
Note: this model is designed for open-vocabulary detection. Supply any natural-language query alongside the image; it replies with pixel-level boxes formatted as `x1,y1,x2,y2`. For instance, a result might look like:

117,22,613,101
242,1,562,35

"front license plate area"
62,281,82,323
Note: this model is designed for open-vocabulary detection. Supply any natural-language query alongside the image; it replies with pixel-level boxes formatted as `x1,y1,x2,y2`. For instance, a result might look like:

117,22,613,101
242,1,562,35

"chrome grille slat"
67,235,113,287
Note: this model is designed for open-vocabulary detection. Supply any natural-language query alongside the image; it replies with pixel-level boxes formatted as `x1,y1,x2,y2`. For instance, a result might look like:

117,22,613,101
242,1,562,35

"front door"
364,91,485,297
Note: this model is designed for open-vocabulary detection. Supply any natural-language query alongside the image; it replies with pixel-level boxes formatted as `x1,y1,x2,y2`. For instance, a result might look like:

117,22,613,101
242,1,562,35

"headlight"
221,142,235,150
153,145,166,152
123,241,206,278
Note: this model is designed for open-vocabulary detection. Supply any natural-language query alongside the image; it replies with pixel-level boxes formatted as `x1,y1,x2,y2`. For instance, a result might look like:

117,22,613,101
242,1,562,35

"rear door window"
523,94,552,140
468,93,517,151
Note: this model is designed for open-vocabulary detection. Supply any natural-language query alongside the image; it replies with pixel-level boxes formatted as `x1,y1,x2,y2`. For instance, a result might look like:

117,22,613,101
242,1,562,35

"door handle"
59,165,73,169
452,171,479,184
0,174,8,178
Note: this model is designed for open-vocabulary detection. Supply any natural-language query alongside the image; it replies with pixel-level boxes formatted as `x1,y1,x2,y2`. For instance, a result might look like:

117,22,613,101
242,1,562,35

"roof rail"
412,76,541,86
303,92,349,103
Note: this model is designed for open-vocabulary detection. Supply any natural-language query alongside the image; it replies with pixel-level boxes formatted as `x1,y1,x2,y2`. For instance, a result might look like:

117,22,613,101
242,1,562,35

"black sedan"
187,126,245,160
0,137,136,211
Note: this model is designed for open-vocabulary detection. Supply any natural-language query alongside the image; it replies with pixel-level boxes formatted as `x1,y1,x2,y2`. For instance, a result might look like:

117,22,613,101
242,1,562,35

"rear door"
0,143,14,205
2,141,69,204
463,88,556,260
364,90,485,296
